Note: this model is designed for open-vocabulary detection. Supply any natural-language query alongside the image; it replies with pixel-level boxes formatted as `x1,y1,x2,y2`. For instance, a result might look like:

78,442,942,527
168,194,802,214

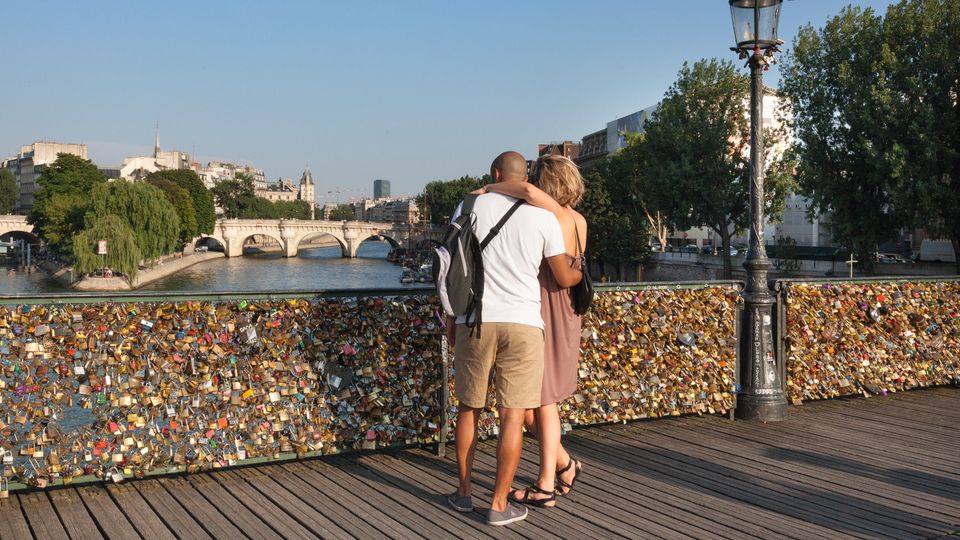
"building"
374,179,390,200
538,141,581,160
119,126,191,180
365,198,420,224
198,161,267,190
575,129,608,165
255,166,316,219
3,141,88,212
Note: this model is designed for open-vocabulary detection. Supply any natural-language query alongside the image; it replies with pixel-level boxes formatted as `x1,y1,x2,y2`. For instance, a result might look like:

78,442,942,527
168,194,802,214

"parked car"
729,247,739,256
681,244,699,253
651,242,662,252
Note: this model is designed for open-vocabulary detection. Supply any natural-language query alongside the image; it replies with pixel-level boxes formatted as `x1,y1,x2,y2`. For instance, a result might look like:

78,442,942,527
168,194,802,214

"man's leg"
454,404,480,496
491,406,526,512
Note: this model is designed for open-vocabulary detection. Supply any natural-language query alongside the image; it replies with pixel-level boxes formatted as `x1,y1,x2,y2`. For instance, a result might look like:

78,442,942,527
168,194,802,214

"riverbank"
72,251,226,291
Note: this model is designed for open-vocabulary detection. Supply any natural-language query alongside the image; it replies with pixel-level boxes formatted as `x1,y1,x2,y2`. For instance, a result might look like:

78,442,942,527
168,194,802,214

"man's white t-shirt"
453,193,566,329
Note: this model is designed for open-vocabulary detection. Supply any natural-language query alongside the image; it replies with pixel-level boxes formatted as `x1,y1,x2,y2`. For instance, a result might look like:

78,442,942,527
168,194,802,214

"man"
447,151,582,526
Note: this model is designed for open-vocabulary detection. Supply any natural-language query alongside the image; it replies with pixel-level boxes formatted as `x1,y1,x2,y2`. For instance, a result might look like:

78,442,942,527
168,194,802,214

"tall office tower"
374,179,390,200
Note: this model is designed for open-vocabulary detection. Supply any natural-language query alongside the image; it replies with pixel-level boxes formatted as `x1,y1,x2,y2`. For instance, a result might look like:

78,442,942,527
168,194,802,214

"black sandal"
555,458,582,496
510,484,557,507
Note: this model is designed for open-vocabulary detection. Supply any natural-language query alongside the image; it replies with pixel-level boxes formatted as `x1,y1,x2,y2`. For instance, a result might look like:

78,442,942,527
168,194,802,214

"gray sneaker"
447,491,473,512
487,502,528,526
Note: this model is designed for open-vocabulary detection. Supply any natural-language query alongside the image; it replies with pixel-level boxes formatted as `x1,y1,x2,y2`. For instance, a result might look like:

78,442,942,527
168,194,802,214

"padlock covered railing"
0,288,444,491
777,277,960,403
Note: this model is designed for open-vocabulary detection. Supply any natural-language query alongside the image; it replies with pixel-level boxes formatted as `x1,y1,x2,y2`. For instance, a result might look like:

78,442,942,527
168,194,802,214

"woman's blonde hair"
535,155,584,208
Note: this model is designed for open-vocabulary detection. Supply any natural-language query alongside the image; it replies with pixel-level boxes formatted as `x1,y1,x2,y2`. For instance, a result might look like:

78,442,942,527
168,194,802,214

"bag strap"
480,200,526,250
459,193,479,219
574,223,584,257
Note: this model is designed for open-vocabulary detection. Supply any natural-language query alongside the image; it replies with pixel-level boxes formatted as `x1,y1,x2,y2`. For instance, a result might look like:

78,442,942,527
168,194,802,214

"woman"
483,154,586,507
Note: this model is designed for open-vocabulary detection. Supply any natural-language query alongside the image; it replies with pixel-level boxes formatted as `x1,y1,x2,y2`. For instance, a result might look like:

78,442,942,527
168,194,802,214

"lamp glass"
729,0,782,50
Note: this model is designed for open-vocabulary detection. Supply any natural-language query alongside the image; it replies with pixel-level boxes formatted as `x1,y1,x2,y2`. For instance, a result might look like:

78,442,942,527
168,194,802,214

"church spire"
154,122,160,159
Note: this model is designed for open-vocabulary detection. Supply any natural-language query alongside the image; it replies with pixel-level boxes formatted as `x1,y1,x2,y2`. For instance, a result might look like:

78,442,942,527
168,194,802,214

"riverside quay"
0,278,957,538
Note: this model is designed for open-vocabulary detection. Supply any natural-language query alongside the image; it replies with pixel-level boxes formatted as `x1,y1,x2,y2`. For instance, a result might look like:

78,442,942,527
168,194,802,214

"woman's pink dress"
538,254,583,405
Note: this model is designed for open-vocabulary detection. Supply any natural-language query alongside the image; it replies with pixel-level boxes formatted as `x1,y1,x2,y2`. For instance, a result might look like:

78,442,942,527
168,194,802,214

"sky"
1,0,897,201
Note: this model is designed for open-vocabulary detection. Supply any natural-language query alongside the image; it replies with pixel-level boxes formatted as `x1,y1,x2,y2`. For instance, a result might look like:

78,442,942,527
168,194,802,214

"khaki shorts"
454,323,543,409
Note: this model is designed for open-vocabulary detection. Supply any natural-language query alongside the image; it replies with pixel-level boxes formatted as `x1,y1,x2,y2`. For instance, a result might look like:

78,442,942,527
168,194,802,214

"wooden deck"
2,387,958,539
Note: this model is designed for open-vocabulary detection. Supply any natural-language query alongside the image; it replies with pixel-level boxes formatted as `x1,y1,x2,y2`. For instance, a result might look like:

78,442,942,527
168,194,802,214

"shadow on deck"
2,387,958,539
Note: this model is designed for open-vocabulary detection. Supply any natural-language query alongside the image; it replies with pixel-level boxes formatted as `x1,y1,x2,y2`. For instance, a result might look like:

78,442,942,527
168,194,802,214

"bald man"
447,151,582,526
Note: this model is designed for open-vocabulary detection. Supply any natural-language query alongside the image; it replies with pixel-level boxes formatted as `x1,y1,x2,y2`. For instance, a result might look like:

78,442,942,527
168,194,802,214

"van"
918,239,956,263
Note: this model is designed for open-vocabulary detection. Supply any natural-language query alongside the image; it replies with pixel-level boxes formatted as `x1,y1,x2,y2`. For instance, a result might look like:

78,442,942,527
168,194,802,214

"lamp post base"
735,392,788,422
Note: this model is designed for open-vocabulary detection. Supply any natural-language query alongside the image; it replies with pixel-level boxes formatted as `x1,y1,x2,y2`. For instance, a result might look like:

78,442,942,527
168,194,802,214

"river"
1,241,424,295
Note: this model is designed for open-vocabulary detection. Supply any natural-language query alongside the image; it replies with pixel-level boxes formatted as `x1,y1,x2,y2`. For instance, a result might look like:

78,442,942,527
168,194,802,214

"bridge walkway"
1,387,957,539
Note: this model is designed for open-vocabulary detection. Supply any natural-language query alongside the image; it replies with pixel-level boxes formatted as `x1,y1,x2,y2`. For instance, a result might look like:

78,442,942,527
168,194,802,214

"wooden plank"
278,460,420,540
517,436,802,540
451,434,786,540
664,417,960,525
104,482,177,540
508,437,764,540
469,438,667,539
0,495,35,540
306,456,480,539
186,472,307,540
258,463,380,540
810,408,960,451
637,419,956,537
597,425,936,539
158,476,245,540
219,468,348,538
709,413,960,494
18,490,69,540
360,451,514,539
567,429,869,540
123,480,208,540
48,488,103,539
75,485,144,539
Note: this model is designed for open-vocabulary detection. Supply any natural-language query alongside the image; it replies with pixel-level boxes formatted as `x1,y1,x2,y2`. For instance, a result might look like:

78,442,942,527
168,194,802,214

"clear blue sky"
1,0,895,200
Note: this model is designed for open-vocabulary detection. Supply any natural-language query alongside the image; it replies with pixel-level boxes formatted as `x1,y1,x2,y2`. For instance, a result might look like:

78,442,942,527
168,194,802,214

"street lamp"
729,0,787,422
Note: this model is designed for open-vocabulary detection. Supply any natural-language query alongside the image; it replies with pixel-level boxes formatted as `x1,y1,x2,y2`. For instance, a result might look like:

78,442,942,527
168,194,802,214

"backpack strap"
480,199,526,250
466,199,526,338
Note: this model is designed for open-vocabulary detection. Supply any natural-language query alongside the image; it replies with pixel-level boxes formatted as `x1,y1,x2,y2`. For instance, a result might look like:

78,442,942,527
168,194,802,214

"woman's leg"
535,403,561,493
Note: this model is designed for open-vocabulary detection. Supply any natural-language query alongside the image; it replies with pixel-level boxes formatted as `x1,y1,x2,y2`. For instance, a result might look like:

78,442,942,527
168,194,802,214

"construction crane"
325,186,362,204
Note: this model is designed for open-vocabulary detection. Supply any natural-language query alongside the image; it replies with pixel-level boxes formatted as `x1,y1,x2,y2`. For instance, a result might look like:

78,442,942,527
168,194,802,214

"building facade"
3,141,88,213
255,167,316,218
119,127,192,180
373,179,390,200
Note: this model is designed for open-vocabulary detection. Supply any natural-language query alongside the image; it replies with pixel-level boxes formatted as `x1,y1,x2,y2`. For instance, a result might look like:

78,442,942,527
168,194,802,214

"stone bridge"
0,215,34,241
202,218,444,258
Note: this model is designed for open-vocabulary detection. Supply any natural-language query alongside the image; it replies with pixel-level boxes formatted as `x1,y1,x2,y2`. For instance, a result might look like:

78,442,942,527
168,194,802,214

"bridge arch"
0,230,41,245
194,235,227,252
292,231,348,257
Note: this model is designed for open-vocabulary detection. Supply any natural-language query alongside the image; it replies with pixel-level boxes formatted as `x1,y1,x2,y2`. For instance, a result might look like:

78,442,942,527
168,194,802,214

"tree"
146,169,216,235
272,199,311,220
578,162,650,281
329,204,356,221
418,175,489,224
878,0,960,271
211,176,256,219
639,59,793,278
28,154,106,257
0,169,17,214
73,214,141,281
780,7,897,274
86,180,180,262
145,176,198,244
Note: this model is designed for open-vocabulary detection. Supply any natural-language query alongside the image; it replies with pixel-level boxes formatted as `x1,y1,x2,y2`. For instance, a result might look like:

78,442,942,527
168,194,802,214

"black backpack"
433,194,525,336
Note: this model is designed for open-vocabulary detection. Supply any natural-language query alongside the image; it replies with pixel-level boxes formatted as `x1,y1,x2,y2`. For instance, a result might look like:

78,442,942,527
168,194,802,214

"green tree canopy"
878,0,960,269
328,204,356,221
577,167,650,281
0,169,17,214
146,169,216,234
86,180,180,262
418,175,489,224
780,6,898,273
73,214,141,282
639,58,793,278
211,176,256,219
28,154,106,257
145,176,198,243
